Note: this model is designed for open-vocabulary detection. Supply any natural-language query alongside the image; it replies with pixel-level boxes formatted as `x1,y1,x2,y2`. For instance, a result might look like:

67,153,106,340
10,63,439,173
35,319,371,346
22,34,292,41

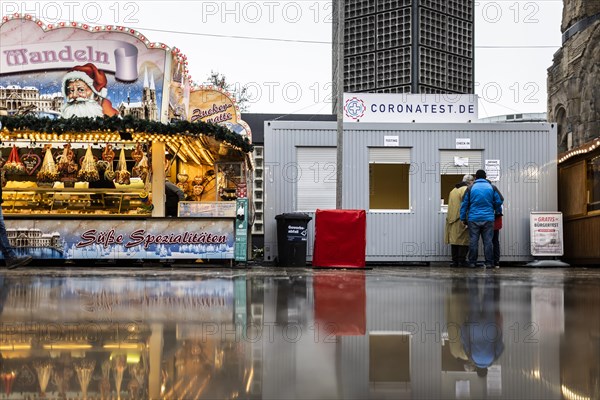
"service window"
296,147,336,211
369,148,411,210
439,150,482,209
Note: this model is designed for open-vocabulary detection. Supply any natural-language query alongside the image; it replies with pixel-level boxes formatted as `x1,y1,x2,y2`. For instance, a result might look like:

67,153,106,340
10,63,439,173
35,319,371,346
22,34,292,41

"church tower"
142,67,159,121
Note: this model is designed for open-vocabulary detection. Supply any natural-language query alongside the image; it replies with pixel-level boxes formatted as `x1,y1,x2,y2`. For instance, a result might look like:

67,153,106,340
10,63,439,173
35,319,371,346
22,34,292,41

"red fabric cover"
494,215,503,230
314,271,366,336
312,209,366,268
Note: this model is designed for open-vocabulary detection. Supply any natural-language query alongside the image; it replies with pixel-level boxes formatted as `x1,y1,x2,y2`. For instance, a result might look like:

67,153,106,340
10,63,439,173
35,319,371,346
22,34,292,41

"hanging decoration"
131,142,144,162
57,143,78,174
22,149,42,175
102,143,115,163
37,146,59,184
132,153,149,181
191,169,215,200
115,148,131,185
77,145,100,182
3,145,25,174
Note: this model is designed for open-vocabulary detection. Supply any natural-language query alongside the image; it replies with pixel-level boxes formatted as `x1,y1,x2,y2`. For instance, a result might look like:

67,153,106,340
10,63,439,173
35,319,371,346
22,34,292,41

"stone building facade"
547,1,600,263
547,1,600,152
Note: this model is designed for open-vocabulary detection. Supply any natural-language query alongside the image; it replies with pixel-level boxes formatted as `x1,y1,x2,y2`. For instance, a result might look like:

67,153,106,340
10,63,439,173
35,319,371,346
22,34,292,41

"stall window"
439,150,482,208
369,148,411,210
296,147,336,211
587,156,600,212
559,161,586,217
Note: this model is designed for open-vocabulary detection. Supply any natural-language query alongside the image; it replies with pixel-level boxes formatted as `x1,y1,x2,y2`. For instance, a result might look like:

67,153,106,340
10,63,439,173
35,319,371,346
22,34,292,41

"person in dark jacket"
165,180,185,217
460,169,503,268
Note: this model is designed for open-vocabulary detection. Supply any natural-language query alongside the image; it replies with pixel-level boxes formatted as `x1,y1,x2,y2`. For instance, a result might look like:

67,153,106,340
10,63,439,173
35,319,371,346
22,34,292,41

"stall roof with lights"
0,115,253,167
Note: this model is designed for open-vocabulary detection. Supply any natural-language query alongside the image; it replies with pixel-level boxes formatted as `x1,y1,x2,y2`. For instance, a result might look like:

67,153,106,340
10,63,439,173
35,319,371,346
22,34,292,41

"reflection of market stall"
0,276,249,399
0,16,254,262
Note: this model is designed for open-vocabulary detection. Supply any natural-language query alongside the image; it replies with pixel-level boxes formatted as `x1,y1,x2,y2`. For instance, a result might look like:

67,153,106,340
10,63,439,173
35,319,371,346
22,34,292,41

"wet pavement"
0,265,599,399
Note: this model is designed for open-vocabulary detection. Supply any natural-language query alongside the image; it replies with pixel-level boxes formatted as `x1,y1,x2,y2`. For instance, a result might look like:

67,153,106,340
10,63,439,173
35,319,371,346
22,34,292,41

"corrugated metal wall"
264,121,557,263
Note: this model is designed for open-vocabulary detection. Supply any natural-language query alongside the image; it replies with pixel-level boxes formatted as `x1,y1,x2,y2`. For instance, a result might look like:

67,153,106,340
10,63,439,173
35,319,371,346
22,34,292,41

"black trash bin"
275,213,312,267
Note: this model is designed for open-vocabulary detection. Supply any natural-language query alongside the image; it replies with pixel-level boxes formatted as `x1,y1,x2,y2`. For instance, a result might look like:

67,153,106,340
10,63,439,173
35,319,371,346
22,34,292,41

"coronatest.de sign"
343,93,478,123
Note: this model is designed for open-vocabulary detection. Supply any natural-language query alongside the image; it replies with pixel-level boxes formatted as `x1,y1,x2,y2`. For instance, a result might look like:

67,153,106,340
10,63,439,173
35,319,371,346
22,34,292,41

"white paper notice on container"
454,156,469,167
485,160,500,182
384,136,399,146
456,138,471,149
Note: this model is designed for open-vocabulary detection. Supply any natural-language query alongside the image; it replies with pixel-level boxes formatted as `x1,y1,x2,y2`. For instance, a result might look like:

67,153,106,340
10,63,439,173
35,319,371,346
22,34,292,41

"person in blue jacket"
460,169,503,268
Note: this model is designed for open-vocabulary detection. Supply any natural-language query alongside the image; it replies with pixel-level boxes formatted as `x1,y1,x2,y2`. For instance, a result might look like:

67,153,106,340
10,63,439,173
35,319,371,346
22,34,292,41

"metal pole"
335,0,344,209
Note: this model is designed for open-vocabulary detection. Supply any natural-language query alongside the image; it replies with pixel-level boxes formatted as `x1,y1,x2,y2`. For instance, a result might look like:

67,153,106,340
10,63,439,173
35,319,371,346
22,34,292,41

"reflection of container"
275,213,312,267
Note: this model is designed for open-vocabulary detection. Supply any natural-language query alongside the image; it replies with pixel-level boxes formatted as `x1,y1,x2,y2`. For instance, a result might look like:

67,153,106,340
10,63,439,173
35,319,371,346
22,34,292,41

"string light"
558,138,600,164
0,15,174,53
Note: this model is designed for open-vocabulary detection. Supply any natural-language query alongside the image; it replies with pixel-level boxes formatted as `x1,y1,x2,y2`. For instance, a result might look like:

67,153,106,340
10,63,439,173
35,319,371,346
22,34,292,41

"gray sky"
2,1,563,118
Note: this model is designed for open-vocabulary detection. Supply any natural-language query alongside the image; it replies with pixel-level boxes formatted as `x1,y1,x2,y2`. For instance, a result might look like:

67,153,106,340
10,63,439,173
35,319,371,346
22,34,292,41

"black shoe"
6,255,32,270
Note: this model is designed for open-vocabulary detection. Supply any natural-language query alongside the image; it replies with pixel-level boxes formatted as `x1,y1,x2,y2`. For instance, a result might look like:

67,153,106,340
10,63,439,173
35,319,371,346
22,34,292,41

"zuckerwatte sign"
343,93,478,123
188,86,252,142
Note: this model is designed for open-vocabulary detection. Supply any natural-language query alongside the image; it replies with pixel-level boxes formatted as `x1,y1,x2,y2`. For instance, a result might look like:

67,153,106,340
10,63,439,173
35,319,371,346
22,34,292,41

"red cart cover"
312,209,366,268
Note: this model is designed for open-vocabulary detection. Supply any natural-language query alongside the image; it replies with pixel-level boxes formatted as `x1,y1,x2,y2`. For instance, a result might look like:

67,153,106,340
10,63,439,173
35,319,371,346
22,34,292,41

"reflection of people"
0,185,32,269
444,174,474,267
445,278,470,363
61,63,119,118
460,276,504,377
460,170,503,268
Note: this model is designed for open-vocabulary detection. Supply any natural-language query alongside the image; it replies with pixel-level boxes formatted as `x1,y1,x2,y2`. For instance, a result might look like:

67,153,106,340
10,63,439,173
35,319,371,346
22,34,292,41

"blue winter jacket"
460,179,503,222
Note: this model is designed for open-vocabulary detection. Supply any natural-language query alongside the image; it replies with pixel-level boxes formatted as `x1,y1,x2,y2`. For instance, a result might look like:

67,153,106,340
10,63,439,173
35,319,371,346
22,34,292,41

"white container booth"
264,121,557,264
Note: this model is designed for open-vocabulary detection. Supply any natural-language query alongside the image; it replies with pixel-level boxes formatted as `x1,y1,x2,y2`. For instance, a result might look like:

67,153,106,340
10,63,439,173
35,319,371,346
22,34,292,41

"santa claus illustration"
61,63,119,118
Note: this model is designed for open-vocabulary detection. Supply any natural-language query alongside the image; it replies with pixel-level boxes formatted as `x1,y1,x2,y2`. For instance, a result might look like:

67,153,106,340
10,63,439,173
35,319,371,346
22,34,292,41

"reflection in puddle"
0,269,598,399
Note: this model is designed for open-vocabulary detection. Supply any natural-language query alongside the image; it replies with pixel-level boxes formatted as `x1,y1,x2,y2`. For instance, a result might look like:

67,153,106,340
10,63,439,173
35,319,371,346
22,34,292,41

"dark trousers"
451,245,469,266
493,229,500,265
467,220,494,267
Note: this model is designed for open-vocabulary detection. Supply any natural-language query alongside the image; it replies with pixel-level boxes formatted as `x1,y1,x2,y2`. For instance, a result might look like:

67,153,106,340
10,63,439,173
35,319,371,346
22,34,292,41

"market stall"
0,15,254,263
0,115,253,262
